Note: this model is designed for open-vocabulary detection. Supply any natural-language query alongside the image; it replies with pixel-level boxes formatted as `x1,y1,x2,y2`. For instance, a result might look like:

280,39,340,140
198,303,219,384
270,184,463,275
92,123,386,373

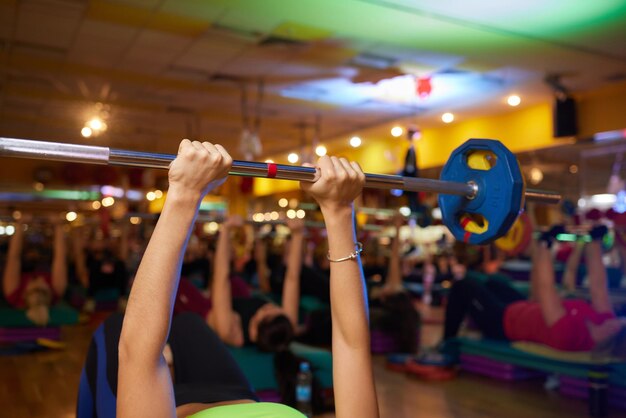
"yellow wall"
253,140,407,196
417,103,556,169
254,80,626,196
577,81,626,138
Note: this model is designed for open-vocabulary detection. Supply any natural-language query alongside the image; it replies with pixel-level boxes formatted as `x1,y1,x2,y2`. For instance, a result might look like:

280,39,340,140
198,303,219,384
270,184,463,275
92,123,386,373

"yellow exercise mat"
36,338,67,350
511,341,616,365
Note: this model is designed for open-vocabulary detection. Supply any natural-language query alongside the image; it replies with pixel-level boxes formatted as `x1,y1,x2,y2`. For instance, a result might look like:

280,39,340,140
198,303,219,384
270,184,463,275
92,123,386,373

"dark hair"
378,292,421,353
256,314,294,352
452,242,483,270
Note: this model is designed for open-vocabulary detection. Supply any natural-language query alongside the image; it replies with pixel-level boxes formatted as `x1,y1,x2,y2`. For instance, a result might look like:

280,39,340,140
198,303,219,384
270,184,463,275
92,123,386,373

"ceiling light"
296,209,305,219
441,113,454,123
315,145,327,157
88,118,103,131
278,198,288,208
270,211,279,220
287,209,297,219
5,225,15,236
350,136,362,148
569,164,578,174
81,127,93,138
130,216,142,225
92,201,102,210
391,126,404,137
507,95,521,106
154,190,163,199
146,191,156,201
287,153,299,164
101,196,115,207
529,167,543,185
206,221,219,233
66,211,78,222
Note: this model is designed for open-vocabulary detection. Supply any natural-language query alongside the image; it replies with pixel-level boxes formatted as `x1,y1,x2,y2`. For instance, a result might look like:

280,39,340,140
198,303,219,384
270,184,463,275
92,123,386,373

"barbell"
0,137,560,245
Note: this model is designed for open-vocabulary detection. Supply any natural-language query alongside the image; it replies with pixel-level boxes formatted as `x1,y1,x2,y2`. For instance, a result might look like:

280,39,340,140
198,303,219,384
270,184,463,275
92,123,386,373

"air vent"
210,23,261,43
208,73,244,83
258,35,307,48
350,53,397,70
605,72,626,83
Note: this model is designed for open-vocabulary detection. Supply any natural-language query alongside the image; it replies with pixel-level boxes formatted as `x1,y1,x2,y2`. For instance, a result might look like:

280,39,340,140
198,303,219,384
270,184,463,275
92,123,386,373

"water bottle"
296,361,313,417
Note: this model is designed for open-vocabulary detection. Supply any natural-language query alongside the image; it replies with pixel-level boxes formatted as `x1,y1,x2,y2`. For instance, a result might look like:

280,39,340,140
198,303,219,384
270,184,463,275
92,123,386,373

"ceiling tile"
159,0,229,21
15,0,84,50
174,34,249,73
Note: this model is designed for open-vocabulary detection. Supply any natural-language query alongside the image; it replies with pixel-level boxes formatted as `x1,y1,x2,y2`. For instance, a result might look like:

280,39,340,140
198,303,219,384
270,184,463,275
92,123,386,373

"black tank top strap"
232,296,272,345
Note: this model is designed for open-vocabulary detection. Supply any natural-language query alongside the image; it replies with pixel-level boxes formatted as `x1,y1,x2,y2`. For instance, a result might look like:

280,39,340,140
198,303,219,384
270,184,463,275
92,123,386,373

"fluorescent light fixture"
399,206,411,217
101,185,124,198
351,52,396,69
590,194,616,205
594,129,626,142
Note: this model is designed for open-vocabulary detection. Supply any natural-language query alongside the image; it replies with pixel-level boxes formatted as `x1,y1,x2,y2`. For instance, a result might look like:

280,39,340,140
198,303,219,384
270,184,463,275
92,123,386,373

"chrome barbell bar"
0,137,561,204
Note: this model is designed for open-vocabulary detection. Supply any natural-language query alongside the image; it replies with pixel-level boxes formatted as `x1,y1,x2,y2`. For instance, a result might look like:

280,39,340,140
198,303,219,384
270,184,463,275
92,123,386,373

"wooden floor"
1,310,624,418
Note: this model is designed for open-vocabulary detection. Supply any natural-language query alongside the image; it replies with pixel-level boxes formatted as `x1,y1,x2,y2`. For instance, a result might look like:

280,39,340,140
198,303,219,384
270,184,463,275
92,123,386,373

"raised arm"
71,227,89,288
562,240,584,293
531,238,565,326
587,226,613,313
281,218,305,328
371,216,403,299
3,218,25,299
385,216,404,291
208,215,244,346
254,233,271,294
50,221,68,297
117,140,231,418
301,156,379,418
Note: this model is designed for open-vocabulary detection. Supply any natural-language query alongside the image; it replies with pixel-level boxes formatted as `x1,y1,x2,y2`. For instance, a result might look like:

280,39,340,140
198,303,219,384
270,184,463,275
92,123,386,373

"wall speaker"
553,96,578,137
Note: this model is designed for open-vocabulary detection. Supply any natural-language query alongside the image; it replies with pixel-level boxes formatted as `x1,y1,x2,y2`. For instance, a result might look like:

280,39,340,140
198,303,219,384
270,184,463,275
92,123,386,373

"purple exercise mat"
0,327,61,343
558,376,626,410
256,390,281,403
460,354,544,380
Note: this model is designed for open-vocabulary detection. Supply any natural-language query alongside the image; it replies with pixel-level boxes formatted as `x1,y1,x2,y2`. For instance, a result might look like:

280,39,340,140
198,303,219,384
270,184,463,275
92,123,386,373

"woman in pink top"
442,225,626,354
2,216,68,326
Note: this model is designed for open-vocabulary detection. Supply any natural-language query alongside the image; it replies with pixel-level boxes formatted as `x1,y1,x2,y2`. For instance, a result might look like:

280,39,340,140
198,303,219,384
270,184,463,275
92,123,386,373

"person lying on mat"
2,214,68,326
369,215,420,354
85,139,378,418
170,216,303,354
73,229,130,312
441,225,626,355
208,214,304,352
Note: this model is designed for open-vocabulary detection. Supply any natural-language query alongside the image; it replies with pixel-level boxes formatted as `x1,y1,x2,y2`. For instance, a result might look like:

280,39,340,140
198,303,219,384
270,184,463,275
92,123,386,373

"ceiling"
0,0,625,164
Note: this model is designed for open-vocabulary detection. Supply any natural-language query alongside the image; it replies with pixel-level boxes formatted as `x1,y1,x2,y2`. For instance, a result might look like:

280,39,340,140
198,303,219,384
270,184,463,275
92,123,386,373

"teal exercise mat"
0,303,79,327
453,338,623,379
228,342,333,391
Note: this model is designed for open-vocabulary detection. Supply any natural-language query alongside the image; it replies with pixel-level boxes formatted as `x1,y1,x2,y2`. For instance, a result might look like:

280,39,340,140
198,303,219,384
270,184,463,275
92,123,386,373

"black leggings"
443,277,525,341
77,312,258,418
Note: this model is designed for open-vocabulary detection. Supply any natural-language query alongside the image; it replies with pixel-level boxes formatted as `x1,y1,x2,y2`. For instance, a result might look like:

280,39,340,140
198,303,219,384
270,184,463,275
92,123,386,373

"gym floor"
0,307,608,418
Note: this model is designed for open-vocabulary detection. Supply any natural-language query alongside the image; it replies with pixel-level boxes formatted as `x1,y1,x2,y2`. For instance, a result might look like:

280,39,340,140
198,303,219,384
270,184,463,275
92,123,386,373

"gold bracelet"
327,242,363,263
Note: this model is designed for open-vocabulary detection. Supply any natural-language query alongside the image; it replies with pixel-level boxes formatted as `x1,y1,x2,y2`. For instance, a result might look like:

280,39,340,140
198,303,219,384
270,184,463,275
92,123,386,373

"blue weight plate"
438,139,525,244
